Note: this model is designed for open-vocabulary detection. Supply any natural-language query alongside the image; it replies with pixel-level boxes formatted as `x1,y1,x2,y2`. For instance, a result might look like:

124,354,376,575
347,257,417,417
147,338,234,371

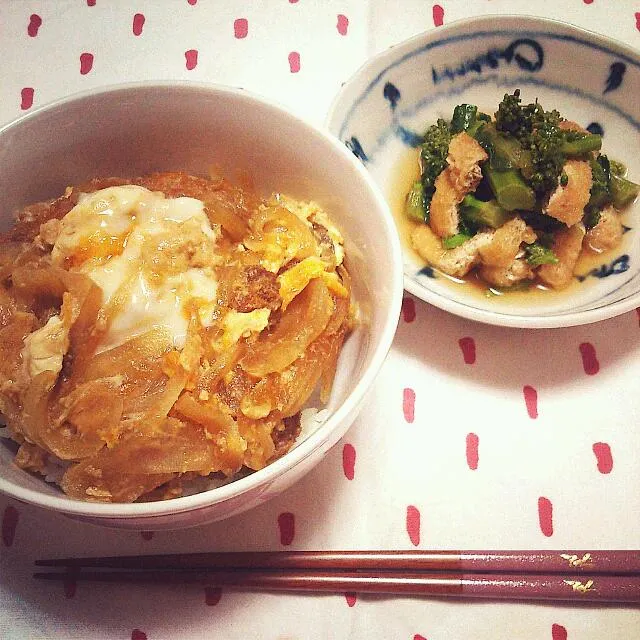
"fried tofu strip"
429,133,488,238
545,160,592,226
538,224,585,289
480,258,535,289
559,120,589,134
584,205,623,253
411,224,493,279
478,217,536,267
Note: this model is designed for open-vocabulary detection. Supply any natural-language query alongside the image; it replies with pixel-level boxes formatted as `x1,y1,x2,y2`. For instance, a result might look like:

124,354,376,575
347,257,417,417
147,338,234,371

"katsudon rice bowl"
0,83,403,528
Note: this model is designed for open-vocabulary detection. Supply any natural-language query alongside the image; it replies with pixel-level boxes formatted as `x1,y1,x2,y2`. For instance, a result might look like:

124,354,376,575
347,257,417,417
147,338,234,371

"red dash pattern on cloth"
278,512,295,545
403,388,415,423
458,337,476,364
432,4,444,27
345,592,357,607
551,623,568,640
1,505,18,547
583,0,594,4
64,578,77,599
538,496,553,537
406,505,420,546
592,442,613,473
636,13,640,31
579,342,599,375
133,13,145,36
288,52,301,73
27,14,42,37
466,432,479,470
234,18,248,39
523,385,538,419
337,14,349,36
79,52,94,75
131,630,147,640
21,87,34,110
185,49,198,70
401,297,416,322
204,586,222,606
414,635,428,640
342,443,356,480
86,0,96,6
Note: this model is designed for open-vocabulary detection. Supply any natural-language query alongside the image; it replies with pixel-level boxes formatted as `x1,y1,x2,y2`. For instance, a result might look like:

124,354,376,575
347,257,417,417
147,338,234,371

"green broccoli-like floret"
524,242,559,267
494,89,530,140
526,115,565,195
495,90,565,196
418,118,453,221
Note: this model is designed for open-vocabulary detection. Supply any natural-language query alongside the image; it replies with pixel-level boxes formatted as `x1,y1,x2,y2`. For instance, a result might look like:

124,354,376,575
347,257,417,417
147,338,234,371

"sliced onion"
240,278,333,377
43,377,124,460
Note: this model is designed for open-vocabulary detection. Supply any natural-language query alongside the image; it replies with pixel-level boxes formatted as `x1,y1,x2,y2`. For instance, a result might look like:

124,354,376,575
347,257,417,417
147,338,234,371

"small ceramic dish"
0,82,403,529
327,15,640,328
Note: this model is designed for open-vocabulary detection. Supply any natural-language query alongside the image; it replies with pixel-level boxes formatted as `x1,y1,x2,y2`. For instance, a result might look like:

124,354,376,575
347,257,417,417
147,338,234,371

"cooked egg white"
21,315,69,378
51,185,220,353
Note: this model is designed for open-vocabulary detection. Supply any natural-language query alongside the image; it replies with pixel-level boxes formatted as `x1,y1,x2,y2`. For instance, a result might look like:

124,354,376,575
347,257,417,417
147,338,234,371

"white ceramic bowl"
0,82,403,529
327,15,640,328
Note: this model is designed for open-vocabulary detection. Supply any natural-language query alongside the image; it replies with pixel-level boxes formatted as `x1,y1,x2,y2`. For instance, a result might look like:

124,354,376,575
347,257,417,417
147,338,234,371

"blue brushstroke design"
350,74,640,164
394,125,423,147
383,82,401,109
336,29,640,142
586,122,604,136
604,62,626,93
345,136,368,162
503,38,545,72
432,38,543,85
576,254,630,282
417,266,436,278
432,48,502,85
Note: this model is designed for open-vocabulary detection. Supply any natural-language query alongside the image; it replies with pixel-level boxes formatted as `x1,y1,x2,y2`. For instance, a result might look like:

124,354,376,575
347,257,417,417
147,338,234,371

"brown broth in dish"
389,147,632,302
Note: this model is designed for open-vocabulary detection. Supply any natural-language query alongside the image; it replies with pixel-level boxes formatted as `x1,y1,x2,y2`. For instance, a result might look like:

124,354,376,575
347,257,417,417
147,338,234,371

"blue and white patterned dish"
327,15,640,328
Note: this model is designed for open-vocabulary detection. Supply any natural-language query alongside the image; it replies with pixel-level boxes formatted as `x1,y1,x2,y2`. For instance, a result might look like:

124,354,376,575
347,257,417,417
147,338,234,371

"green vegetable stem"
474,122,531,172
560,133,602,156
611,174,640,209
485,167,536,211
405,181,427,222
459,194,511,229
442,233,472,249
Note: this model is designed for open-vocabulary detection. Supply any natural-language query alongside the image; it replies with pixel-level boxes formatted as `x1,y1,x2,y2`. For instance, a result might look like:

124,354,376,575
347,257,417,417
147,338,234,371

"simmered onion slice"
240,278,333,377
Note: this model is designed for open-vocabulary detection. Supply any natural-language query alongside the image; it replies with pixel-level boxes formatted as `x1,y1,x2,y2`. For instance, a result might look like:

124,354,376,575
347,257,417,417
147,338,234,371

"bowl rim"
325,14,640,329
0,80,404,518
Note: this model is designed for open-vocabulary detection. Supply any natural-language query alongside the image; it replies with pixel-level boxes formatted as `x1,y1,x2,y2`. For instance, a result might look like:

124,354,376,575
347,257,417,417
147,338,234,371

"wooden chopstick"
34,551,640,604
33,568,640,604
35,549,640,574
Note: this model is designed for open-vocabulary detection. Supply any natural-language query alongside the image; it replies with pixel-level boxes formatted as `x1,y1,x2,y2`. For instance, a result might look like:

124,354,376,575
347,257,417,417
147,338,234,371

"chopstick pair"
34,550,640,604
